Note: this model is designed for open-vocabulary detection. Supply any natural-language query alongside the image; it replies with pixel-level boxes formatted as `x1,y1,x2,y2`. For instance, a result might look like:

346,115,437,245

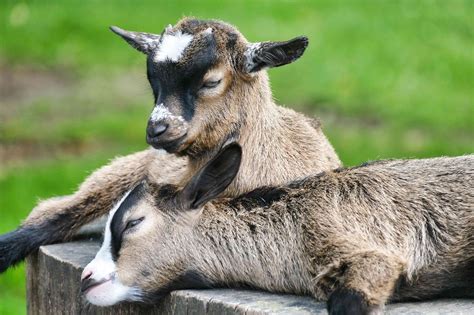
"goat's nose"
147,122,168,138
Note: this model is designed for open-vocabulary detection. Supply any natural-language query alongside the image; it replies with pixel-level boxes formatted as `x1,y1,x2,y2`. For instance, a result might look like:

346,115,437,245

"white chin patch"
85,277,139,306
154,31,193,62
83,255,141,306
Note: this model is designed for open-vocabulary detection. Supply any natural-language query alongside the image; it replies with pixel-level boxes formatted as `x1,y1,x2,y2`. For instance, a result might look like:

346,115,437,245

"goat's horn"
110,25,161,55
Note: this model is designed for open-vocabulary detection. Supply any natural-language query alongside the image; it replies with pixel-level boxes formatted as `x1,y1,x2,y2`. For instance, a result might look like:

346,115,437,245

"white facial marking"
82,189,142,306
154,31,193,62
150,103,184,123
150,103,172,122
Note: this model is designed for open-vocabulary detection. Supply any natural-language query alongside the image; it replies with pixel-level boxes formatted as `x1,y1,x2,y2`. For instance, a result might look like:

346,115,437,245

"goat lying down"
81,144,473,315
0,18,340,274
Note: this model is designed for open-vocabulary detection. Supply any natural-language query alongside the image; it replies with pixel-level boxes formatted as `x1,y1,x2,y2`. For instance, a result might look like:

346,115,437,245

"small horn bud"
109,25,161,55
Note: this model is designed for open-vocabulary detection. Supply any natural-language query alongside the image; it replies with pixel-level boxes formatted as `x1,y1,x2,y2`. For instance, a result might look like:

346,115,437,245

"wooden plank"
26,240,474,315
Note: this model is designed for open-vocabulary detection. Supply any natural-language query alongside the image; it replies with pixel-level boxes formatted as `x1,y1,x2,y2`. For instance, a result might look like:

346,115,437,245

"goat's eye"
125,217,144,231
201,79,222,89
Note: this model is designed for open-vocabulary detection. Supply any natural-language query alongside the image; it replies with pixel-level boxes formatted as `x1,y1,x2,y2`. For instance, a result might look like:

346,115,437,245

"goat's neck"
186,204,313,295
231,74,339,194
186,72,340,195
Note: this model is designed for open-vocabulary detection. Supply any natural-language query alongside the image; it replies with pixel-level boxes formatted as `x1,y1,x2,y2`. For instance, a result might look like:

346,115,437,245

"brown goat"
81,144,473,314
0,18,340,273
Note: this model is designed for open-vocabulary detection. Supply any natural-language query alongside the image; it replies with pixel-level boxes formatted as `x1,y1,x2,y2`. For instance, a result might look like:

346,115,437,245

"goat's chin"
84,280,141,307
148,134,191,155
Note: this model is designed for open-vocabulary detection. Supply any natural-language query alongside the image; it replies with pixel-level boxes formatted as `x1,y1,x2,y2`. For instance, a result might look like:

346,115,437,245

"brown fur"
0,17,340,272
25,149,188,232
113,152,473,313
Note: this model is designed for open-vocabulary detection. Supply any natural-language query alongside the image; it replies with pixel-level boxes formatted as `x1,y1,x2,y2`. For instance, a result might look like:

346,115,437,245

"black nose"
147,122,168,138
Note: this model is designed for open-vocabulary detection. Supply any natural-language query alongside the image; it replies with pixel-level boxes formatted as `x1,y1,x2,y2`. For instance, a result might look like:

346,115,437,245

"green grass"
0,1,473,313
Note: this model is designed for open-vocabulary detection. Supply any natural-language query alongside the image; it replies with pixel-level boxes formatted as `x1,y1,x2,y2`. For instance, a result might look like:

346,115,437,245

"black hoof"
327,288,370,315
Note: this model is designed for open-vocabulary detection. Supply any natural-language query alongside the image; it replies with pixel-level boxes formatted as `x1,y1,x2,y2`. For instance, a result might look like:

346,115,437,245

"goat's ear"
244,36,309,73
110,26,161,55
179,143,242,209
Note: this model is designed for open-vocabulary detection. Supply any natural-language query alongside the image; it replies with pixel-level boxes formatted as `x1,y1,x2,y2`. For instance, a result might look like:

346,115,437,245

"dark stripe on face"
110,183,144,261
146,33,218,122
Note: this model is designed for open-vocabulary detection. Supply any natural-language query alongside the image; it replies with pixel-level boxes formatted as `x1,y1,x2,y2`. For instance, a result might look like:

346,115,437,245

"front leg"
319,250,406,315
0,148,188,273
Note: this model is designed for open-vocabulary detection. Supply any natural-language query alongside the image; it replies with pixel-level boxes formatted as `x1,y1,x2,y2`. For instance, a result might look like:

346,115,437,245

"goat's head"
81,143,242,306
111,18,308,156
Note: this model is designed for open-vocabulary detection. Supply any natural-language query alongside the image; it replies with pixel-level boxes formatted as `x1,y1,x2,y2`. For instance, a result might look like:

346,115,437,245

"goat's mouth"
147,133,191,154
81,277,112,294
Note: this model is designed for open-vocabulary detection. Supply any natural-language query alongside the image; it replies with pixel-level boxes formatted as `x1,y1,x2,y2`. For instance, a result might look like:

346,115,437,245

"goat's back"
296,155,474,300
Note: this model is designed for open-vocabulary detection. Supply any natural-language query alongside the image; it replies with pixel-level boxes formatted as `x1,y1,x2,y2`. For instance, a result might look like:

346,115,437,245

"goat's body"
78,143,473,311
191,155,473,305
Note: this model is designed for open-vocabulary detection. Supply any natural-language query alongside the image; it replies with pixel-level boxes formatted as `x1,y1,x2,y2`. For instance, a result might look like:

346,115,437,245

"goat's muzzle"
81,276,111,294
147,121,169,138
146,119,189,153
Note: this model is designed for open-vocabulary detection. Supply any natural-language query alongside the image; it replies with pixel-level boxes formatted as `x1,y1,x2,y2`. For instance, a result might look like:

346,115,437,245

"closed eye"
125,217,144,231
201,79,222,89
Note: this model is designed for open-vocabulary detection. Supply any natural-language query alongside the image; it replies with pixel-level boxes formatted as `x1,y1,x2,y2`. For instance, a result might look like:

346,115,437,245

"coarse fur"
82,144,474,314
0,18,340,273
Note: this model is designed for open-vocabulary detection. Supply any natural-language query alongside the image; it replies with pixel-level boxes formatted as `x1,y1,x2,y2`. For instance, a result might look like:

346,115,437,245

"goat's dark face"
111,18,308,156
144,27,228,154
81,144,242,306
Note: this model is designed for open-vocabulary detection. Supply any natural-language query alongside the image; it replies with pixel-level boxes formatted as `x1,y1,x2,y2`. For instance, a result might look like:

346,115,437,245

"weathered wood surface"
26,240,474,315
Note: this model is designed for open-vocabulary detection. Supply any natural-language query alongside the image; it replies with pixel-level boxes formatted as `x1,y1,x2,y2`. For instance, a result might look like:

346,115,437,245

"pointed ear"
179,143,242,209
244,36,309,73
110,26,161,54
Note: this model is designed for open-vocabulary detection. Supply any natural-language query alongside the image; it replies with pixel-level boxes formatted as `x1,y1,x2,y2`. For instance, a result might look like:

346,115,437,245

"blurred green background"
0,0,473,313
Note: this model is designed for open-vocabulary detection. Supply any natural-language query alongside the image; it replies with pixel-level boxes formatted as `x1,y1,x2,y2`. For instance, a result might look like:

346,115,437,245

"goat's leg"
0,148,188,273
317,249,406,315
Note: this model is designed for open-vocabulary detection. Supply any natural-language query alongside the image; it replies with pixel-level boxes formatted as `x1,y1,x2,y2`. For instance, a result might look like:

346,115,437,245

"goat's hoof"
327,288,371,315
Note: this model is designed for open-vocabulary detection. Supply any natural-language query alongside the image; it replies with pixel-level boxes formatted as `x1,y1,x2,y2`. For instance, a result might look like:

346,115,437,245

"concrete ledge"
26,240,474,314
